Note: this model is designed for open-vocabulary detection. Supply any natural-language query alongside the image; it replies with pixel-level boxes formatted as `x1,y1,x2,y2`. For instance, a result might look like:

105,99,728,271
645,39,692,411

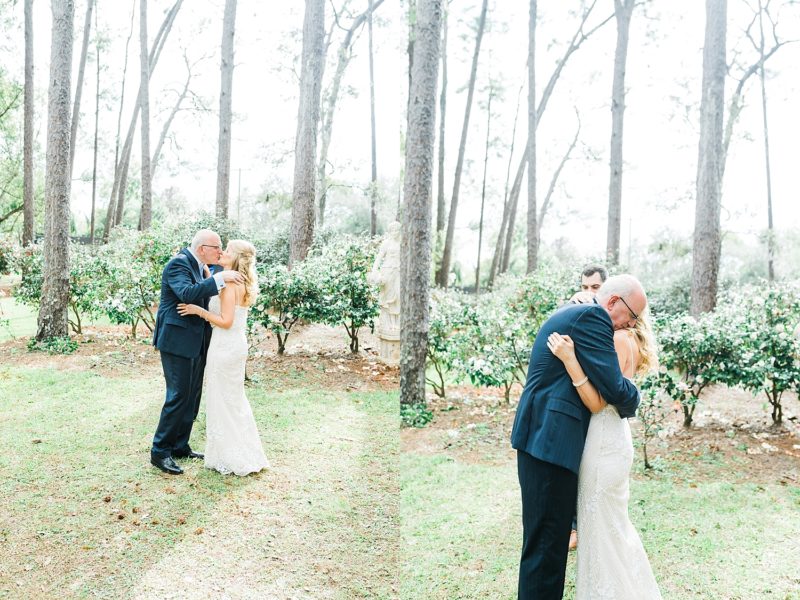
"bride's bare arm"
177,284,236,329
547,332,607,414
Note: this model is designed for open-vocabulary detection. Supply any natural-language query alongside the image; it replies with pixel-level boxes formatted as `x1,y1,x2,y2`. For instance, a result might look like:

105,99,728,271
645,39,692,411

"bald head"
596,274,647,330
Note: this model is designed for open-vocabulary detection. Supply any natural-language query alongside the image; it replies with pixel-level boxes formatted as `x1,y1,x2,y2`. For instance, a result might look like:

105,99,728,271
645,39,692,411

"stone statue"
368,221,401,364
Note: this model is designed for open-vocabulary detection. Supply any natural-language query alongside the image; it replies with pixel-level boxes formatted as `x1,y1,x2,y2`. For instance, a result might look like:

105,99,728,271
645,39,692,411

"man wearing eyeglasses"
150,229,244,475
511,274,646,599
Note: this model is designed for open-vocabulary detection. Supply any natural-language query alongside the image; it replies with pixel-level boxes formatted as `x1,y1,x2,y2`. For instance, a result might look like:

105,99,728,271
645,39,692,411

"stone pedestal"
377,331,400,365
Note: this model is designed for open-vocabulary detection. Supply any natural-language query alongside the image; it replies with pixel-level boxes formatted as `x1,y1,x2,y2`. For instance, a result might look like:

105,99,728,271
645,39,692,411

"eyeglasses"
618,296,639,322
201,244,222,251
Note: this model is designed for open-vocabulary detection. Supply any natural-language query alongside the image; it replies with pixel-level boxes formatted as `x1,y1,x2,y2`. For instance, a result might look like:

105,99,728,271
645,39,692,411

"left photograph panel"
0,0,402,597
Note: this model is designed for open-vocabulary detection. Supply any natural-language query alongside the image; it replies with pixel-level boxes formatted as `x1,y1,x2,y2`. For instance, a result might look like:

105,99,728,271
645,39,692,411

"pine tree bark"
216,0,237,219
368,0,378,235
22,0,34,246
400,0,441,406
316,0,384,228
139,0,152,230
498,1,611,275
108,0,182,234
756,0,774,281
69,0,94,175
690,0,727,316
90,8,100,244
605,0,634,267
526,0,537,273
36,0,74,341
103,0,137,242
475,85,493,293
435,3,447,236
289,0,325,267
435,0,487,288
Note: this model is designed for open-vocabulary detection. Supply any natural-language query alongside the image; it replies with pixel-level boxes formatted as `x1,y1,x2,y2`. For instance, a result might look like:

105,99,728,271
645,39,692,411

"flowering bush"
304,236,380,353
733,284,800,424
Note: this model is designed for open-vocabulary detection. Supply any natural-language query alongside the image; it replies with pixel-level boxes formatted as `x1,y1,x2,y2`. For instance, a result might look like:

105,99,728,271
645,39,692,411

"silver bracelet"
572,376,589,387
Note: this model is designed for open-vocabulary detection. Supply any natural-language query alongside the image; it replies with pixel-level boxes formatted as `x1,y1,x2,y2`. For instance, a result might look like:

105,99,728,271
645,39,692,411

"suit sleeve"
165,259,220,304
568,309,640,418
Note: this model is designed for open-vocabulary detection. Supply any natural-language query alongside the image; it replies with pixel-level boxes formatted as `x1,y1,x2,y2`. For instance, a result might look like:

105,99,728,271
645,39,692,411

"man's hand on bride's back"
218,270,244,284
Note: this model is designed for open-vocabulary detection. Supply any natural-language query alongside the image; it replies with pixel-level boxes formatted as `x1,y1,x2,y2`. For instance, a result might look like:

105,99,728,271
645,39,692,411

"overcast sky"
6,0,800,270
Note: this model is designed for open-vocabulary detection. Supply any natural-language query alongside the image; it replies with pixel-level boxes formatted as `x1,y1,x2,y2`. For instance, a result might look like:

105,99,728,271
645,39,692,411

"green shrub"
401,402,434,428
734,284,800,424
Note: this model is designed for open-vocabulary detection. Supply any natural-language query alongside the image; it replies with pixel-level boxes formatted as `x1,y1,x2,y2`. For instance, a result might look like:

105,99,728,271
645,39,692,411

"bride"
547,312,662,599
177,239,269,476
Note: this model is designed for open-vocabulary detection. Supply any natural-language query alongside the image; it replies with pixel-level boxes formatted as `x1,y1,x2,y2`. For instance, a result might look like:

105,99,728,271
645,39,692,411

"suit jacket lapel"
182,248,202,282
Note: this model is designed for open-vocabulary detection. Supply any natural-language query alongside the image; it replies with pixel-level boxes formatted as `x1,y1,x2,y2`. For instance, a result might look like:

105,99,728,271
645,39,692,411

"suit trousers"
517,450,578,600
151,350,206,459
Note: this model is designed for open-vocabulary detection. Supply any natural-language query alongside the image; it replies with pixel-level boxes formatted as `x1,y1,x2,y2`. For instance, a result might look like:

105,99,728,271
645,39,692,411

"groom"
150,229,243,475
510,274,646,599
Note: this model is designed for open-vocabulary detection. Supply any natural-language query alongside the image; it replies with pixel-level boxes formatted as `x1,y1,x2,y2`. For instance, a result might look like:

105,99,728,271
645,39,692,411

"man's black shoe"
174,451,204,460
150,456,183,474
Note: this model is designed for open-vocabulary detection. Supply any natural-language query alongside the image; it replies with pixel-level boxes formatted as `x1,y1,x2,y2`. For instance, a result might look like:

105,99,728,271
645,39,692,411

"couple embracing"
149,229,269,477
512,274,662,599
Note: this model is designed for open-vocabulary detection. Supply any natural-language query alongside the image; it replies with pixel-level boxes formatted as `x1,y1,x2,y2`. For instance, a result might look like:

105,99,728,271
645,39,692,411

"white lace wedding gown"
575,401,662,599
203,296,269,476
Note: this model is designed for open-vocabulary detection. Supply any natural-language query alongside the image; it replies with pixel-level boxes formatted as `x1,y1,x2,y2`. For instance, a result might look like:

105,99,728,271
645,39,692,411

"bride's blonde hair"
226,239,258,306
631,309,658,376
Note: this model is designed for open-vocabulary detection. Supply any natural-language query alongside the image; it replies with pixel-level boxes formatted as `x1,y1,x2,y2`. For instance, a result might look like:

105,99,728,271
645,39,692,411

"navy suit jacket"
152,248,220,359
510,302,640,475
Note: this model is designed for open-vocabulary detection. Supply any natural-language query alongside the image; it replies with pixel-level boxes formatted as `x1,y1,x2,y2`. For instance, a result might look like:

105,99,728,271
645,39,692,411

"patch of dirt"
0,322,399,392
402,383,800,485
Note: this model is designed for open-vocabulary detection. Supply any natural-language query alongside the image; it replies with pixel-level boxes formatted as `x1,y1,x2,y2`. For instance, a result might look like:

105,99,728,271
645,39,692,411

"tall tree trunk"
538,111,580,236
605,0,634,267
526,0,537,273
151,54,193,178
103,0,137,242
499,1,610,275
37,0,74,341
400,0,441,406
501,154,525,273
316,0,384,228
435,0,487,288
216,0,237,219
90,7,100,244
488,81,523,289
289,0,325,267
139,0,152,230
690,0,727,316
475,84,493,294
435,3,447,236
69,0,94,175
368,0,378,235
110,0,182,232
757,0,774,281
22,0,34,246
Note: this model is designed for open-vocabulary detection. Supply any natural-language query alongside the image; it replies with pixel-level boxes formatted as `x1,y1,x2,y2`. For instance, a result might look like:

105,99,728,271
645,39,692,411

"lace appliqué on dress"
575,404,662,600
203,297,270,476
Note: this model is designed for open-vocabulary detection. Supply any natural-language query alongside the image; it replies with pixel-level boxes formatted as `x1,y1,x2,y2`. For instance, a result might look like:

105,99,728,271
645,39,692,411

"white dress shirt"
188,247,225,292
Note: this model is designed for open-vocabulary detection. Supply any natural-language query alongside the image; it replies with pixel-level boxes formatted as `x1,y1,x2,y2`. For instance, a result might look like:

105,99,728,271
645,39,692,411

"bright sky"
6,0,800,270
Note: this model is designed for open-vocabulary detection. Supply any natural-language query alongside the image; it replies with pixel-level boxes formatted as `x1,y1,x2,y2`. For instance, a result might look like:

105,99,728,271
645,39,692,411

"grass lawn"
0,341,399,599
401,392,800,600
0,296,118,343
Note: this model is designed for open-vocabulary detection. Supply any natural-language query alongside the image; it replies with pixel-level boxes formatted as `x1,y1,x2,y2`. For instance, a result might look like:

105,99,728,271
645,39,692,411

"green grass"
0,364,399,599
401,452,800,599
0,296,117,342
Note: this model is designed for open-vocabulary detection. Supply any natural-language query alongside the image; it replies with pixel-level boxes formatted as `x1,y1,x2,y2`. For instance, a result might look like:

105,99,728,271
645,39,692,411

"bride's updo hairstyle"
227,239,258,306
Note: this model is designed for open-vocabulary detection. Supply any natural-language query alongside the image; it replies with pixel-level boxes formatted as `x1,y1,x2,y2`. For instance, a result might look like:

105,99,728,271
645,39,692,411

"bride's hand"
547,332,576,362
177,303,201,317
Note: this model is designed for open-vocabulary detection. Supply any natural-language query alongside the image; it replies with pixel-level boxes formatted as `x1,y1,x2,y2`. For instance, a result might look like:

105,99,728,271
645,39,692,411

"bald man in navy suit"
511,274,646,599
